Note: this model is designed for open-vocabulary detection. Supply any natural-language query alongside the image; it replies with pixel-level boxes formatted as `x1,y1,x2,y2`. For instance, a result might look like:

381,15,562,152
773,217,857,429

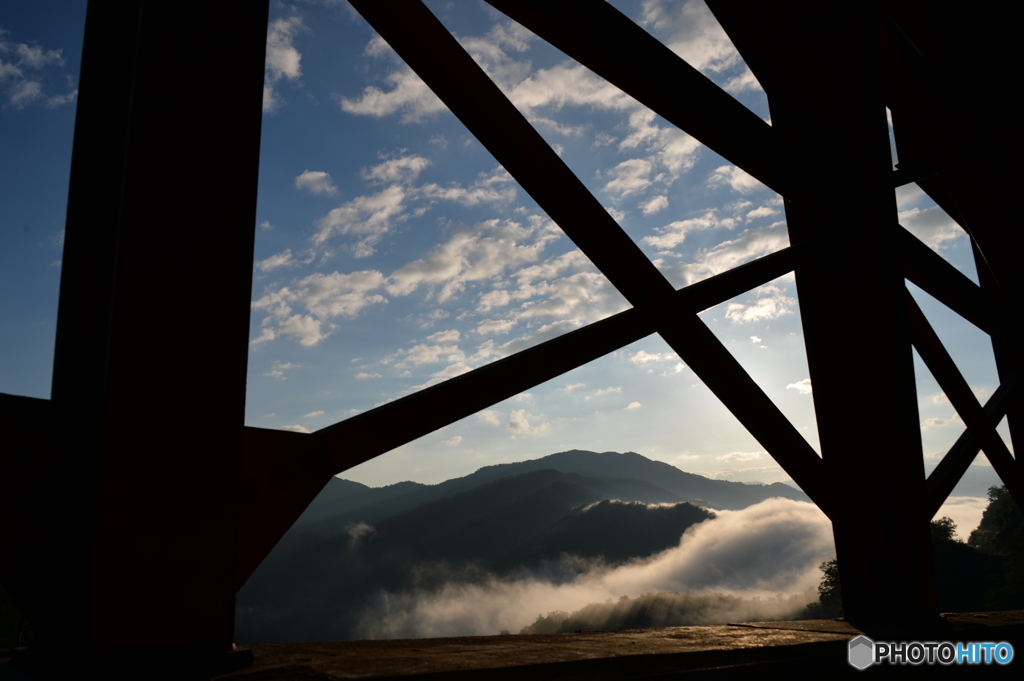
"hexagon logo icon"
849,635,874,669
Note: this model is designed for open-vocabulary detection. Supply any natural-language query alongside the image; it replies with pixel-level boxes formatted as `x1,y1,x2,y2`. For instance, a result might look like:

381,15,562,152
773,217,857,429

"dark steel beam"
925,379,1021,520
710,0,938,626
907,292,1024,510
898,226,1007,340
347,0,844,522
236,245,805,587
483,0,793,198
16,0,270,664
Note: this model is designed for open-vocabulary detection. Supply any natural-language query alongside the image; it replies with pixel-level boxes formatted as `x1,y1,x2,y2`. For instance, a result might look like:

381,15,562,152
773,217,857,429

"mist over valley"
236,450,834,642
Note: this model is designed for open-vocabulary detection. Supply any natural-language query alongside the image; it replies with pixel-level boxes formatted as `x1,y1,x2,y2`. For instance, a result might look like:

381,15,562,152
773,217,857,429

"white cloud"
750,336,762,343
602,158,654,199
626,402,642,410
313,184,408,254
629,350,680,365
355,498,833,639
508,62,635,116
385,343,465,368
256,249,303,273
506,409,550,436
441,435,463,446
406,361,475,391
387,218,558,300
356,372,381,380
263,361,300,379
745,206,778,221
931,388,986,404
935,496,990,541
264,16,305,112
895,183,926,210
639,0,742,75
725,284,795,322
787,378,812,395
295,170,339,196
8,80,40,106
557,383,585,393
605,206,626,222
708,164,764,194
420,167,516,207
640,195,669,215
252,270,388,346
303,410,325,418
898,206,965,251
659,221,790,286
723,66,763,94
642,211,733,250
363,155,430,184
0,28,75,109
476,289,512,313
716,451,763,462
514,249,590,285
921,416,963,429
586,386,622,400
340,63,447,123
277,314,329,347
280,424,312,434
426,329,460,343
474,318,517,336
479,410,502,426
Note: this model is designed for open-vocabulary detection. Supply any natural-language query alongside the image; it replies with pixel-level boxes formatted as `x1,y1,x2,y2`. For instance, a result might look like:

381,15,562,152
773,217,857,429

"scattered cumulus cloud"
586,386,622,400
263,361,301,379
280,424,311,434
626,401,642,410
506,409,550,436
0,26,76,109
899,206,965,251
745,205,778,221
921,416,963,429
642,211,733,250
640,195,669,215
708,164,764,194
716,451,762,462
725,284,795,323
479,410,502,426
264,16,305,112
658,221,790,287
787,378,812,395
295,170,339,196
629,350,680,365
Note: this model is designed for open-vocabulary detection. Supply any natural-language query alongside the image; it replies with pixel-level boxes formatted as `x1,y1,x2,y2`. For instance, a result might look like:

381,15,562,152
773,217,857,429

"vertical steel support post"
779,14,936,626
709,2,937,627
45,0,269,662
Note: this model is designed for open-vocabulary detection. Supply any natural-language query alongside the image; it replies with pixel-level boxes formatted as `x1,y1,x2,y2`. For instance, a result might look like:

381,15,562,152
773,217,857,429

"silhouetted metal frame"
3,0,1022,655
250,0,1024,625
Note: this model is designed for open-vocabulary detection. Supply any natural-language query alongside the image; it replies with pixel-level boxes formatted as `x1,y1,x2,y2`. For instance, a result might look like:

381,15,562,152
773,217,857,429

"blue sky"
0,1,1006,531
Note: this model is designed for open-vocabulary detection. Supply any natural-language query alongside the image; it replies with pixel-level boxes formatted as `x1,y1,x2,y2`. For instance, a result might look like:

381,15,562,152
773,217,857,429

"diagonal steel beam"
236,246,804,587
483,0,792,198
899,226,1007,340
907,292,1024,513
314,246,803,465
347,0,844,521
924,380,1019,521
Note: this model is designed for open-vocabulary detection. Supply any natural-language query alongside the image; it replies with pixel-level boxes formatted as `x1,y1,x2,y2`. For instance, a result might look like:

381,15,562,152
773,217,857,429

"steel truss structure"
2,0,1021,673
